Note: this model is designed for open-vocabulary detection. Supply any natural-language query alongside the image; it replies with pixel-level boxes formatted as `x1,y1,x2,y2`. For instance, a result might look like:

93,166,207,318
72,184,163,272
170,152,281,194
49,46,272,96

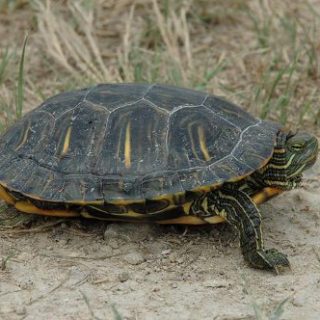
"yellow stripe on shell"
157,216,205,225
15,125,29,151
188,121,199,160
0,185,16,205
61,126,72,156
197,126,211,161
86,204,146,218
157,215,225,225
15,201,79,217
124,121,131,169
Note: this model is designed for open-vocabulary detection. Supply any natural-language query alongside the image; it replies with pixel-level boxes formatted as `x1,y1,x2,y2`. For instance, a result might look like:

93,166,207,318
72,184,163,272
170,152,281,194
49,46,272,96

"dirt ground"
1,1,320,320
1,161,320,320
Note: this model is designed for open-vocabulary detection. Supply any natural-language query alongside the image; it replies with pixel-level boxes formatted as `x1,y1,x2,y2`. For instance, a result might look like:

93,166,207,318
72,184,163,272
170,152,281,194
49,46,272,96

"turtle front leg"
207,186,290,272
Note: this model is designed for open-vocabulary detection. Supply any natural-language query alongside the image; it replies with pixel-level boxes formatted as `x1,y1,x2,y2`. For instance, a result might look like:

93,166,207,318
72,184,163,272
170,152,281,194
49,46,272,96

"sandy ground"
1,1,320,319
1,160,320,320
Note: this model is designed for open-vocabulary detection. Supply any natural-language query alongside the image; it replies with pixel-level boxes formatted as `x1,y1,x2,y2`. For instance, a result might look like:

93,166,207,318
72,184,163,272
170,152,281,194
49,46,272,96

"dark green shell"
0,83,279,203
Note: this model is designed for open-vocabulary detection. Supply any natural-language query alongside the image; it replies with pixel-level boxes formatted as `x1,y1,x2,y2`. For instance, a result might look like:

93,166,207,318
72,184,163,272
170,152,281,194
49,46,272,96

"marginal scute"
0,83,280,203
210,156,253,181
139,172,184,199
40,175,65,201
178,167,218,191
233,121,278,167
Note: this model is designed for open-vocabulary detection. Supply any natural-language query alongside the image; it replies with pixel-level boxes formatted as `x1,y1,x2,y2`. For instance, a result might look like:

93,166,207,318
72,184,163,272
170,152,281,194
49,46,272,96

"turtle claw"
274,263,291,275
246,248,291,272
264,248,291,273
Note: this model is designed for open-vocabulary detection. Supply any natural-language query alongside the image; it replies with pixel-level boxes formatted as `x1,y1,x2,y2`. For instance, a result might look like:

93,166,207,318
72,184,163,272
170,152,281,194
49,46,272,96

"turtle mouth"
307,154,318,168
287,153,317,180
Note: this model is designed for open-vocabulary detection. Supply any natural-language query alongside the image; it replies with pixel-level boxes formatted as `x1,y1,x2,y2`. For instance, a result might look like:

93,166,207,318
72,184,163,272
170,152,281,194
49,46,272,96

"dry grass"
0,0,319,133
0,3,319,318
33,0,200,85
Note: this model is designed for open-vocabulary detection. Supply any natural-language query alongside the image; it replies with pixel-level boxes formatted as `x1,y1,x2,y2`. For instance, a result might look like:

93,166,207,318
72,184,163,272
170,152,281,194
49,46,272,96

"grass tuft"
268,297,290,320
1,252,14,270
0,0,28,13
35,0,115,86
241,273,290,319
16,33,28,119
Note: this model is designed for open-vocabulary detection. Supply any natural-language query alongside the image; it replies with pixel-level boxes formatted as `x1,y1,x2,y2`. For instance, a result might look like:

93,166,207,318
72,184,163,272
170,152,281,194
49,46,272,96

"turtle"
0,83,317,271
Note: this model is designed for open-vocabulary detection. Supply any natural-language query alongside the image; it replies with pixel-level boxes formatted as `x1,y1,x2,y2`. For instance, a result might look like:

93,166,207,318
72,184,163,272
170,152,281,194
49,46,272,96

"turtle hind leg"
208,186,290,272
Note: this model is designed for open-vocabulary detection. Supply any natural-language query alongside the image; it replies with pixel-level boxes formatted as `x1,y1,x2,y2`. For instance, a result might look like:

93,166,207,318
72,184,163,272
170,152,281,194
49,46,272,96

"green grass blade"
251,301,264,320
111,304,123,320
269,297,290,320
16,34,28,119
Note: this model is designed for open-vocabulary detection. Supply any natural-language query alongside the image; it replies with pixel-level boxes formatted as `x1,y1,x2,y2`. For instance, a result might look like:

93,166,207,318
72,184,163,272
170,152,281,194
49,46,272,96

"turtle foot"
245,248,290,273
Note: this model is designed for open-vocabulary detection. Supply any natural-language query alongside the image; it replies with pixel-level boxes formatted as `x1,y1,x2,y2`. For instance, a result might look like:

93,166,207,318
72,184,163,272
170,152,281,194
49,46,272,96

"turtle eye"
290,143,303,151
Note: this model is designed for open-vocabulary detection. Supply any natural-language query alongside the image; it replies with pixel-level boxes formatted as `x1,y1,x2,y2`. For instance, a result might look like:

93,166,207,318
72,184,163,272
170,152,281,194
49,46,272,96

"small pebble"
203,279,229,289
18,279,33,290
108,239,120,249
103,223,156,242
59,239,69,246
113,249,122,256
161,249,171,256
60,222,68,229
292,295,305,307
104,226,122,241
118,272,130,282
123,252,145,265
18,252,30,260
15,306,26,316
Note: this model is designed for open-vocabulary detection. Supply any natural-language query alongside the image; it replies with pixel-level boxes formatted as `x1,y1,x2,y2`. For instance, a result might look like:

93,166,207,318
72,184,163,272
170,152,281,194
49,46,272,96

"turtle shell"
0,83,280,203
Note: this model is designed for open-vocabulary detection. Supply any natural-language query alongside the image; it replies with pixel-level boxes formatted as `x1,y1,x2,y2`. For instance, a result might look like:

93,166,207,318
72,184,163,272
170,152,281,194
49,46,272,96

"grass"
241,274,290,320
0,50,15,131
253,55,298,123
4,0,316,130
0,34,28,131
0,1,319,318
0,0,26,13
1,252,14,271
0,0,318,130
244,1,320,125
246,0,272,49
252,297,290,320
16,34,28,119
111,305,124,320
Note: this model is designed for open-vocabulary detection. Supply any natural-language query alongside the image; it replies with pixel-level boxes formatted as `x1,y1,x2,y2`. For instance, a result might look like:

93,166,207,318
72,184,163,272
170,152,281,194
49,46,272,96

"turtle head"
262,131,318,189
285,132,318,171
